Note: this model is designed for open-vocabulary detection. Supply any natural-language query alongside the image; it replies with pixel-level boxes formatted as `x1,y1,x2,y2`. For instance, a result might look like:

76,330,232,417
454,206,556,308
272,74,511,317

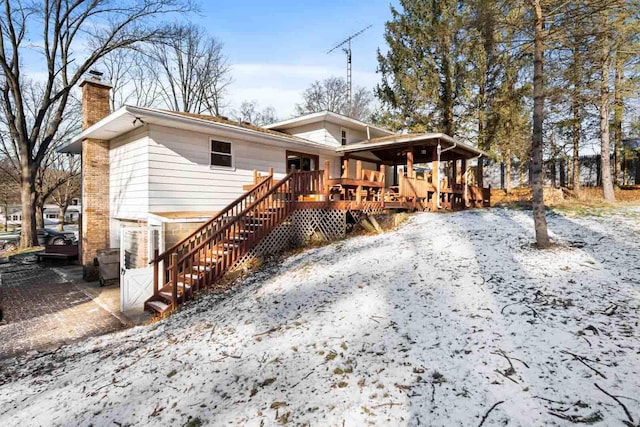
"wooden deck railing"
399,175,434,200
292,169,326,197
149,173,274,296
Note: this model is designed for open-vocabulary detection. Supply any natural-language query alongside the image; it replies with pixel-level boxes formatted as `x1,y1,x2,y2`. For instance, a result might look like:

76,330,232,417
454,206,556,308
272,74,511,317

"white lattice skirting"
236,209,347,266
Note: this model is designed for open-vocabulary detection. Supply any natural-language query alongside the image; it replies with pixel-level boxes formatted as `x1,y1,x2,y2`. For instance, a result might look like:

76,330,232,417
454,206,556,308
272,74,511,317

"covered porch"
329,133,490,211
246,133,490,212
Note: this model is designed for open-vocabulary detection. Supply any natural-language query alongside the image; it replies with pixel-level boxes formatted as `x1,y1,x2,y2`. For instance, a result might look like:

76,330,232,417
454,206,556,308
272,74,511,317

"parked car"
0,228,77,252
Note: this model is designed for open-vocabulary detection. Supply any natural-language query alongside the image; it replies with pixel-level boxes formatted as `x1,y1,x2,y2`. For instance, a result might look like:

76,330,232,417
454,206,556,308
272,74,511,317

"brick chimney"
80,72,111,280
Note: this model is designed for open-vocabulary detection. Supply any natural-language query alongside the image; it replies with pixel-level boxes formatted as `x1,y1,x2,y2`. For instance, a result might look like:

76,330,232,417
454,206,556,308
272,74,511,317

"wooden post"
477,156,484,188
324,160,330,195
253,169,258,185
342,158,349,178
462,158,468,208
407,150,414,178
451,159,457,185
380,165,386,202
432,146,439,210
171,252,178,308
269,167,274,177
356,160,363,180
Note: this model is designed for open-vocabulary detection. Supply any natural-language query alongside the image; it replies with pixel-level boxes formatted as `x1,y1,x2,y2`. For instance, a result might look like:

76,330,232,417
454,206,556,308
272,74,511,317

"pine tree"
376,0,472,136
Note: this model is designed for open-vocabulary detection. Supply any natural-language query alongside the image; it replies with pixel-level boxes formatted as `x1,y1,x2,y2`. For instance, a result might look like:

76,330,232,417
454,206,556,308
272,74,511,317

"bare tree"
100,49,163,111
0,163,19,231
151,23,232,116
49,156,80,231
232,100,278,126
296,76,373,122
0,0,193,248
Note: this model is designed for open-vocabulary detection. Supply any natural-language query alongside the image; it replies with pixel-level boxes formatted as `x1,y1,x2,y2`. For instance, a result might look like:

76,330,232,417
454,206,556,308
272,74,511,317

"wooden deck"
293,160,489,212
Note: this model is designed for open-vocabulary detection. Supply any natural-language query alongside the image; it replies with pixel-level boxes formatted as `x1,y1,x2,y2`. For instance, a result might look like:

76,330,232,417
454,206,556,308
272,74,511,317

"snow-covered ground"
1,208,639,426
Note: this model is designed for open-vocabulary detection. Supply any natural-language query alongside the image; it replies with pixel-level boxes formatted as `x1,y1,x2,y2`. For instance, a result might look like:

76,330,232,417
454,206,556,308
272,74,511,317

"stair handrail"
177,170,301,263
150,173,273,264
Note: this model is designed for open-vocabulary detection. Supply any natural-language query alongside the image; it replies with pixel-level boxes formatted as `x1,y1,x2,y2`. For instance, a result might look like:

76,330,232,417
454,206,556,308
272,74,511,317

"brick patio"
0,263,127,360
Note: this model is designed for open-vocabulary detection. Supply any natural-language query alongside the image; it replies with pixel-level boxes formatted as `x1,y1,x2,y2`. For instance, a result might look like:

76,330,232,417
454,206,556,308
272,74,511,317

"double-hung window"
210,140,233,168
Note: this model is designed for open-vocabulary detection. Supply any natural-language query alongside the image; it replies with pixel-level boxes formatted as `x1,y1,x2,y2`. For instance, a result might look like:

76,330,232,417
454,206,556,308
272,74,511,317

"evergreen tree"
376,0,472,136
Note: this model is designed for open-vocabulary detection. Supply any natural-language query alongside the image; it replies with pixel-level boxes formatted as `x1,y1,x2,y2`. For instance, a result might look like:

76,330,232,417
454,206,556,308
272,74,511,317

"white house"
61,76,488,312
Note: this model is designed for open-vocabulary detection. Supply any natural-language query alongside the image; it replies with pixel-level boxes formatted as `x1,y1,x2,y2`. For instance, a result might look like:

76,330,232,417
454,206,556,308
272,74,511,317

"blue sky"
193,1,400,117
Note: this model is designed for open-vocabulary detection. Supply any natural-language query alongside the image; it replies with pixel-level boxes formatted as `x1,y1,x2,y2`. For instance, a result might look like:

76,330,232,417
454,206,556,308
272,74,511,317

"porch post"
451,159,457,185
432,146,439,210
477,156,484,188
393,161,398,186
406,149,414,178
356,160,363,205
324,160,330,196
380,165,386,202
462,158,468,208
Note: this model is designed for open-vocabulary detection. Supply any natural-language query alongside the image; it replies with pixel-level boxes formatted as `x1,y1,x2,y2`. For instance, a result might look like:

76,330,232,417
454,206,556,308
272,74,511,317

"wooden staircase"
145,169,326,315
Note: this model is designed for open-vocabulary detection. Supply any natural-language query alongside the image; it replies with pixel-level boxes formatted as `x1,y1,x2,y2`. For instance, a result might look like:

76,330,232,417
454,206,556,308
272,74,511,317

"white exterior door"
120,226,161,313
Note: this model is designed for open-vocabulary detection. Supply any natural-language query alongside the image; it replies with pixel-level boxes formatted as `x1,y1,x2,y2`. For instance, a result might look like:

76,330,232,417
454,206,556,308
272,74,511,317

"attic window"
210,140,233,168
341,129,347,146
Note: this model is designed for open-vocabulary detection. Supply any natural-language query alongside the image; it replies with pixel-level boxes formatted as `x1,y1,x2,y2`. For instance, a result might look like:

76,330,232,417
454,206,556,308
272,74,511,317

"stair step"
146,300,170,314
205,248,229,256
220,242,240,248
160,282,192,293
192,265,212,272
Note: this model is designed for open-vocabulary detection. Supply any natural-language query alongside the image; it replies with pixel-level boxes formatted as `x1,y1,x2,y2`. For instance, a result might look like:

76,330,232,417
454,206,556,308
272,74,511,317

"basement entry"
120,226,160,313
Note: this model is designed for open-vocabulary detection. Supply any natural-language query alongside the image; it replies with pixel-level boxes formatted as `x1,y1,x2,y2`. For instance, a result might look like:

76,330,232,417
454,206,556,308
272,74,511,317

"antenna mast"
327,25,372,111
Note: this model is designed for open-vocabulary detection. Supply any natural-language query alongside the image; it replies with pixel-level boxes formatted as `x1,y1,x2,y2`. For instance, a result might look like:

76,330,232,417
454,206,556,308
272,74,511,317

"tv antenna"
327,25,372,110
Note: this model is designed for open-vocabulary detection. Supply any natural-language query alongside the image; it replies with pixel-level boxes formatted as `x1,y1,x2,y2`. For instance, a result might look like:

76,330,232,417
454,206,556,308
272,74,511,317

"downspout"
366,126,371,140
436,140,457,209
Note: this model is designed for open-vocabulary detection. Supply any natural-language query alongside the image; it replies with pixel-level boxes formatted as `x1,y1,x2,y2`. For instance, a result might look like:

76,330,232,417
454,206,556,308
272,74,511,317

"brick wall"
80,78,112,280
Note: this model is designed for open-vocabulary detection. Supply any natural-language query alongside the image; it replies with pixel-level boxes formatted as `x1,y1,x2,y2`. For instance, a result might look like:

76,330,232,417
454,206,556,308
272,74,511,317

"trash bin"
96,249,120,286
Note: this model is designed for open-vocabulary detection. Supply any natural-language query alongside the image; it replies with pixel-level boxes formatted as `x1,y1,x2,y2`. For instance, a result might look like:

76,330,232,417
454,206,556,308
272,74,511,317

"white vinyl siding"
109,128,150,221
326,122,367,145
148,125,290,213
107,124,342,224
277,122,334,146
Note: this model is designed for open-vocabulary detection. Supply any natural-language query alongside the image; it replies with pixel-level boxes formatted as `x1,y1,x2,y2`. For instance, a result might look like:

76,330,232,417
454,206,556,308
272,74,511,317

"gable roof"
265,111,394,137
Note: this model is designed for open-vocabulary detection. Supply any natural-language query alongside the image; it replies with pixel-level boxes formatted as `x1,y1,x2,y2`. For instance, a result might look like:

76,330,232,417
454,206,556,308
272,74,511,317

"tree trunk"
531,0,550,247
599,19,615,202
612,51,624,188
571,39,582,194
505,149,512,194
519,160,526,188
58,204,69,231
36,199,45,229
19,162,38,248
